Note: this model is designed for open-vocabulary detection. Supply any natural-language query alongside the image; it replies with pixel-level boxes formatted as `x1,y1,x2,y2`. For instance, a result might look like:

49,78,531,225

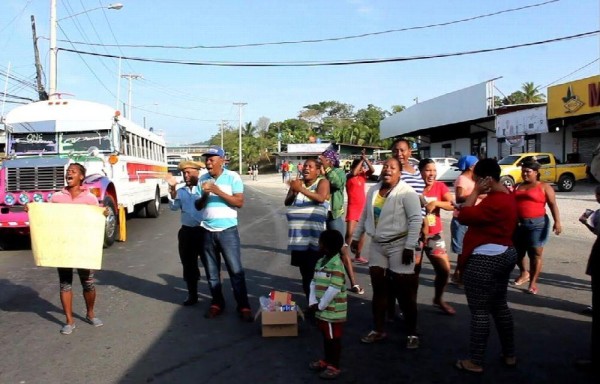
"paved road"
0,173,596,383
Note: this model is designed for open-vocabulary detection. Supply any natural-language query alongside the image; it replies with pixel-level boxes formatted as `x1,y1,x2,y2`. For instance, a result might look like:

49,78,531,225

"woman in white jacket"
351,158,423,349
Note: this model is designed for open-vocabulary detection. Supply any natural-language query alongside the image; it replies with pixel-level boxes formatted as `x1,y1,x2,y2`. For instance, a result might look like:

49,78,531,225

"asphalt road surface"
0,173,596,383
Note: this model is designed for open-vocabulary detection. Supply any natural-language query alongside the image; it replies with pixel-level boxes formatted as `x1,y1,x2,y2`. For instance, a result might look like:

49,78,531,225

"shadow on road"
0,278,63,325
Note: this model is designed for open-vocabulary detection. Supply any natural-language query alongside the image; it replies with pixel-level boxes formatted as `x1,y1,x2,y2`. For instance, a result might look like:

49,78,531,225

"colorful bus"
1,99,169,247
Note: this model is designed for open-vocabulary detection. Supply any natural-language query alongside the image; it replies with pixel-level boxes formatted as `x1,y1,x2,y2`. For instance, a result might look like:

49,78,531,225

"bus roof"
5,99,165,145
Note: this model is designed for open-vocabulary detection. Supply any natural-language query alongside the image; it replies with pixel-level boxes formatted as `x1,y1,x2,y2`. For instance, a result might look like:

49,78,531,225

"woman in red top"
455,158,518,374
345,150,374,264
512,161,562,295
419,159,456,315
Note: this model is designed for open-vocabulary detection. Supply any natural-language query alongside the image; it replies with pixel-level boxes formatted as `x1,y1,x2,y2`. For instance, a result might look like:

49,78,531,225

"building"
547,75,600,164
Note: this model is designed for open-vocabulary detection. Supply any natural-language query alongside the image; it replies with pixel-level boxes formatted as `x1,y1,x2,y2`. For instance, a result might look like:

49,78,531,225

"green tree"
521,81,546,103
391,104,406,113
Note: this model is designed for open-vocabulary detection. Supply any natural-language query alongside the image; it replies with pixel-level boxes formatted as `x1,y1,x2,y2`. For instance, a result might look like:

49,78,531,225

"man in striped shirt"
195,146,252,322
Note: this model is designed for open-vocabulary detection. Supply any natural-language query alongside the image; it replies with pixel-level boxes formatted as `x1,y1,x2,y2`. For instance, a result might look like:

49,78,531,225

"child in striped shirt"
308,229,347,380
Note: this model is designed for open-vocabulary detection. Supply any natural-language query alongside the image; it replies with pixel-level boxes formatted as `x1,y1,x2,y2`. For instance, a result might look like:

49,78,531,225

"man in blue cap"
195,145,253,322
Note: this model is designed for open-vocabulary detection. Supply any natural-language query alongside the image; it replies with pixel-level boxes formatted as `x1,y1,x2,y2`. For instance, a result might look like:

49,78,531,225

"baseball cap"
457,155,478,171
202,146,225,158
178,160,205,170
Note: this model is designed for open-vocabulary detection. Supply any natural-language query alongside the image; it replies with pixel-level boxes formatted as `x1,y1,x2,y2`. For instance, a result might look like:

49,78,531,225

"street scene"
0,173,596,383
0,1,599,383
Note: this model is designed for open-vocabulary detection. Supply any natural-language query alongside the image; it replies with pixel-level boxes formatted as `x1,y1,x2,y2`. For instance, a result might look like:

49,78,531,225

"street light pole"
48,1,124,99
233,102,247,173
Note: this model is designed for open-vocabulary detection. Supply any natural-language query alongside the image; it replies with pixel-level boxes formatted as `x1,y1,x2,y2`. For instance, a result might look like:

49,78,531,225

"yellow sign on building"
547,75,600,119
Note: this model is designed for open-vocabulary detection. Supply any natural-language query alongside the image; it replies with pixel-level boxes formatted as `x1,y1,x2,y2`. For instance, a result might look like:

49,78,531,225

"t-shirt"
373,193,386,228
423,181,450,235
198,169,243,231
453,174,476,218
314,254,347,323
51,187,99,206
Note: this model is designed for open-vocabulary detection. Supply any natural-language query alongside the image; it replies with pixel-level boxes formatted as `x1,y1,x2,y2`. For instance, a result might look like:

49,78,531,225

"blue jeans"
200,226,250,310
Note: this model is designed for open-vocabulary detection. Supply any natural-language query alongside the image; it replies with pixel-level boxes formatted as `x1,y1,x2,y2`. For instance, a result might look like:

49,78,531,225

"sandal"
513,276,530,286
319,365,341,380
502,356,517,367
455,359,483,374
360,330,387,344
308,359,328,372
527,286,538,295
349,284,365,295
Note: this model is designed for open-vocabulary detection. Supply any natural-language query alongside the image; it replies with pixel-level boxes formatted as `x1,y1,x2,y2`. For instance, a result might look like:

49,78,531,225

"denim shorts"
514,214,550,250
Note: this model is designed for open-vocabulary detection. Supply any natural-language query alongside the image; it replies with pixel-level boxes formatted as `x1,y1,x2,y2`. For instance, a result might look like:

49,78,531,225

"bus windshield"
10,133,58,154
60,131,112,153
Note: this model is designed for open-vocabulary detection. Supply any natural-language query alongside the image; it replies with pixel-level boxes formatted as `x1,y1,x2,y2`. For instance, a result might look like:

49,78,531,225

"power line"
540,57,600,89
49,0,561,50
57,30,600,67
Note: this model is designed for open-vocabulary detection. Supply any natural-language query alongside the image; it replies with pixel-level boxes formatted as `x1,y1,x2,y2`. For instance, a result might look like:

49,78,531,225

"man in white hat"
167,160,205,306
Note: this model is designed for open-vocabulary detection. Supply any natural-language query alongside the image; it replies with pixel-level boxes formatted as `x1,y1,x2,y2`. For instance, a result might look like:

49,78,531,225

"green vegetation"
207,83,543,172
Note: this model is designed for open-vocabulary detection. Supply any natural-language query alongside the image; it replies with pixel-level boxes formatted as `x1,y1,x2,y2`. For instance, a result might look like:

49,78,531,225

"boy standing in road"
195,146,253,322
308,229,347,380
167,161,204,306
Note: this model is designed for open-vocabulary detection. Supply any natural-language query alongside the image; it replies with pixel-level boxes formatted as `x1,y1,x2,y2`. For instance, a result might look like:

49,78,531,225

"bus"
1,99,169,247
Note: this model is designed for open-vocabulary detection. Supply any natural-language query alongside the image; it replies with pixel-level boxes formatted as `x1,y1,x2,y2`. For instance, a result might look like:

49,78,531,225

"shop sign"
548,75,600,119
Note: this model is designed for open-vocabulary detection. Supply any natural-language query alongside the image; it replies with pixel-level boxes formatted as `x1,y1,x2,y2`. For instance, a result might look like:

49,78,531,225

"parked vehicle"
498,152,587,192
371,157,419,181
1,99,169,247
431,157,462,183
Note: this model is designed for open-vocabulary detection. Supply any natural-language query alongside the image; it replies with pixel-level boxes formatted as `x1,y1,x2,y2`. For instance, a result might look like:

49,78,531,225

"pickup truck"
497,152,587,192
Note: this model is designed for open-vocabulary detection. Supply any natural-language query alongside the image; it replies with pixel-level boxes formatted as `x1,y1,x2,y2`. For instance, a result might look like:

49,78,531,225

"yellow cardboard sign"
28,202,105,269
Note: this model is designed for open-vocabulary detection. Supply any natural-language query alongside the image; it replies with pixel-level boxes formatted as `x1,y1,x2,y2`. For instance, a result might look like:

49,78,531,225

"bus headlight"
18,193,30,205
33,193,44,203
46,193,53,202
4,193,15,206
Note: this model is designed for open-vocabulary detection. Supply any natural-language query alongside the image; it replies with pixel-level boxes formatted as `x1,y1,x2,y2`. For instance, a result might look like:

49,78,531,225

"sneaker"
406,335,420,349
360,330,387,344
183,296,198,306
239,308,254,323
319,365,341,380
60,324,76,335
349,285,365,295
85,316,104,327
204,305,223,319
308,359,328,372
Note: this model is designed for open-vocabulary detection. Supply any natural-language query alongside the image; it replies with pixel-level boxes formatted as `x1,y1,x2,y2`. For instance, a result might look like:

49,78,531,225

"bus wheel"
103,196,118,248
146,189,161,218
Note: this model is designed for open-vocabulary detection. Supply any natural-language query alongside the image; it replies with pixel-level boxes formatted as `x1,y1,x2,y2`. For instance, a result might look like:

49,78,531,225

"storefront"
547,75,600,165
380,80,497,159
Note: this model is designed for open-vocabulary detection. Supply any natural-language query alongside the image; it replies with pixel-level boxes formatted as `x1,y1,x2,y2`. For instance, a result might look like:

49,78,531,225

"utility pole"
233,102,247,173
220,120,225,149
121,74,142,120
30,15,48,101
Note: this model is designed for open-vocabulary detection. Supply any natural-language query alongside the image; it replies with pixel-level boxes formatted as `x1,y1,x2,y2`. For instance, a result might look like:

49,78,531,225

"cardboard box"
261,310,298,337
259,291,299,337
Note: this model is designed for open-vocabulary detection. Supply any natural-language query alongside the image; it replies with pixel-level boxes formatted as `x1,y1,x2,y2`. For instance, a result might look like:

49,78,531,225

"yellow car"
498,152,587,192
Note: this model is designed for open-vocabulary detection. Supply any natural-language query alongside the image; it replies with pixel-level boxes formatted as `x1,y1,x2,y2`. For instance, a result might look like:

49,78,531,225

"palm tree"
521,82,546,103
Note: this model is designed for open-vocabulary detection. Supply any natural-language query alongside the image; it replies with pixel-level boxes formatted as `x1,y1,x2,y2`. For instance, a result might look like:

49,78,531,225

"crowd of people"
278,139,597,379
45,141,596,380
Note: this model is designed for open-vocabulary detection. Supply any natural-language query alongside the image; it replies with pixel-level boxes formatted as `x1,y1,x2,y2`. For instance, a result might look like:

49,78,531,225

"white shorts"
367,236,416,274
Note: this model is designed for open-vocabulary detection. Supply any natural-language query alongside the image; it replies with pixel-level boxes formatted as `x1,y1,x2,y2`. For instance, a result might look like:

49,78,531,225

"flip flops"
513,277,530,286
455,359,483,374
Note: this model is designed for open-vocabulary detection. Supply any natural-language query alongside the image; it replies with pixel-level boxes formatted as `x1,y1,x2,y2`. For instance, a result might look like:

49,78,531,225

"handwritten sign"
28,203,105,269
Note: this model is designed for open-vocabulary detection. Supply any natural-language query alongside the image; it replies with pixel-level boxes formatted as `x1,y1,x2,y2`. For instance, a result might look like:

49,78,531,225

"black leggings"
463,248,517,366
291,250,321,302
58,268,95,292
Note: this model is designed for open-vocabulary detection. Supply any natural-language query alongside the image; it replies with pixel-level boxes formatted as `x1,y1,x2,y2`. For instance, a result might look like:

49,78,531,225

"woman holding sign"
50,163,107,335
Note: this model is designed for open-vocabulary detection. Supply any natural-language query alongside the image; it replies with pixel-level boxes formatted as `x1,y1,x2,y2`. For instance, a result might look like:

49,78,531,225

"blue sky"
1,0,598,145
